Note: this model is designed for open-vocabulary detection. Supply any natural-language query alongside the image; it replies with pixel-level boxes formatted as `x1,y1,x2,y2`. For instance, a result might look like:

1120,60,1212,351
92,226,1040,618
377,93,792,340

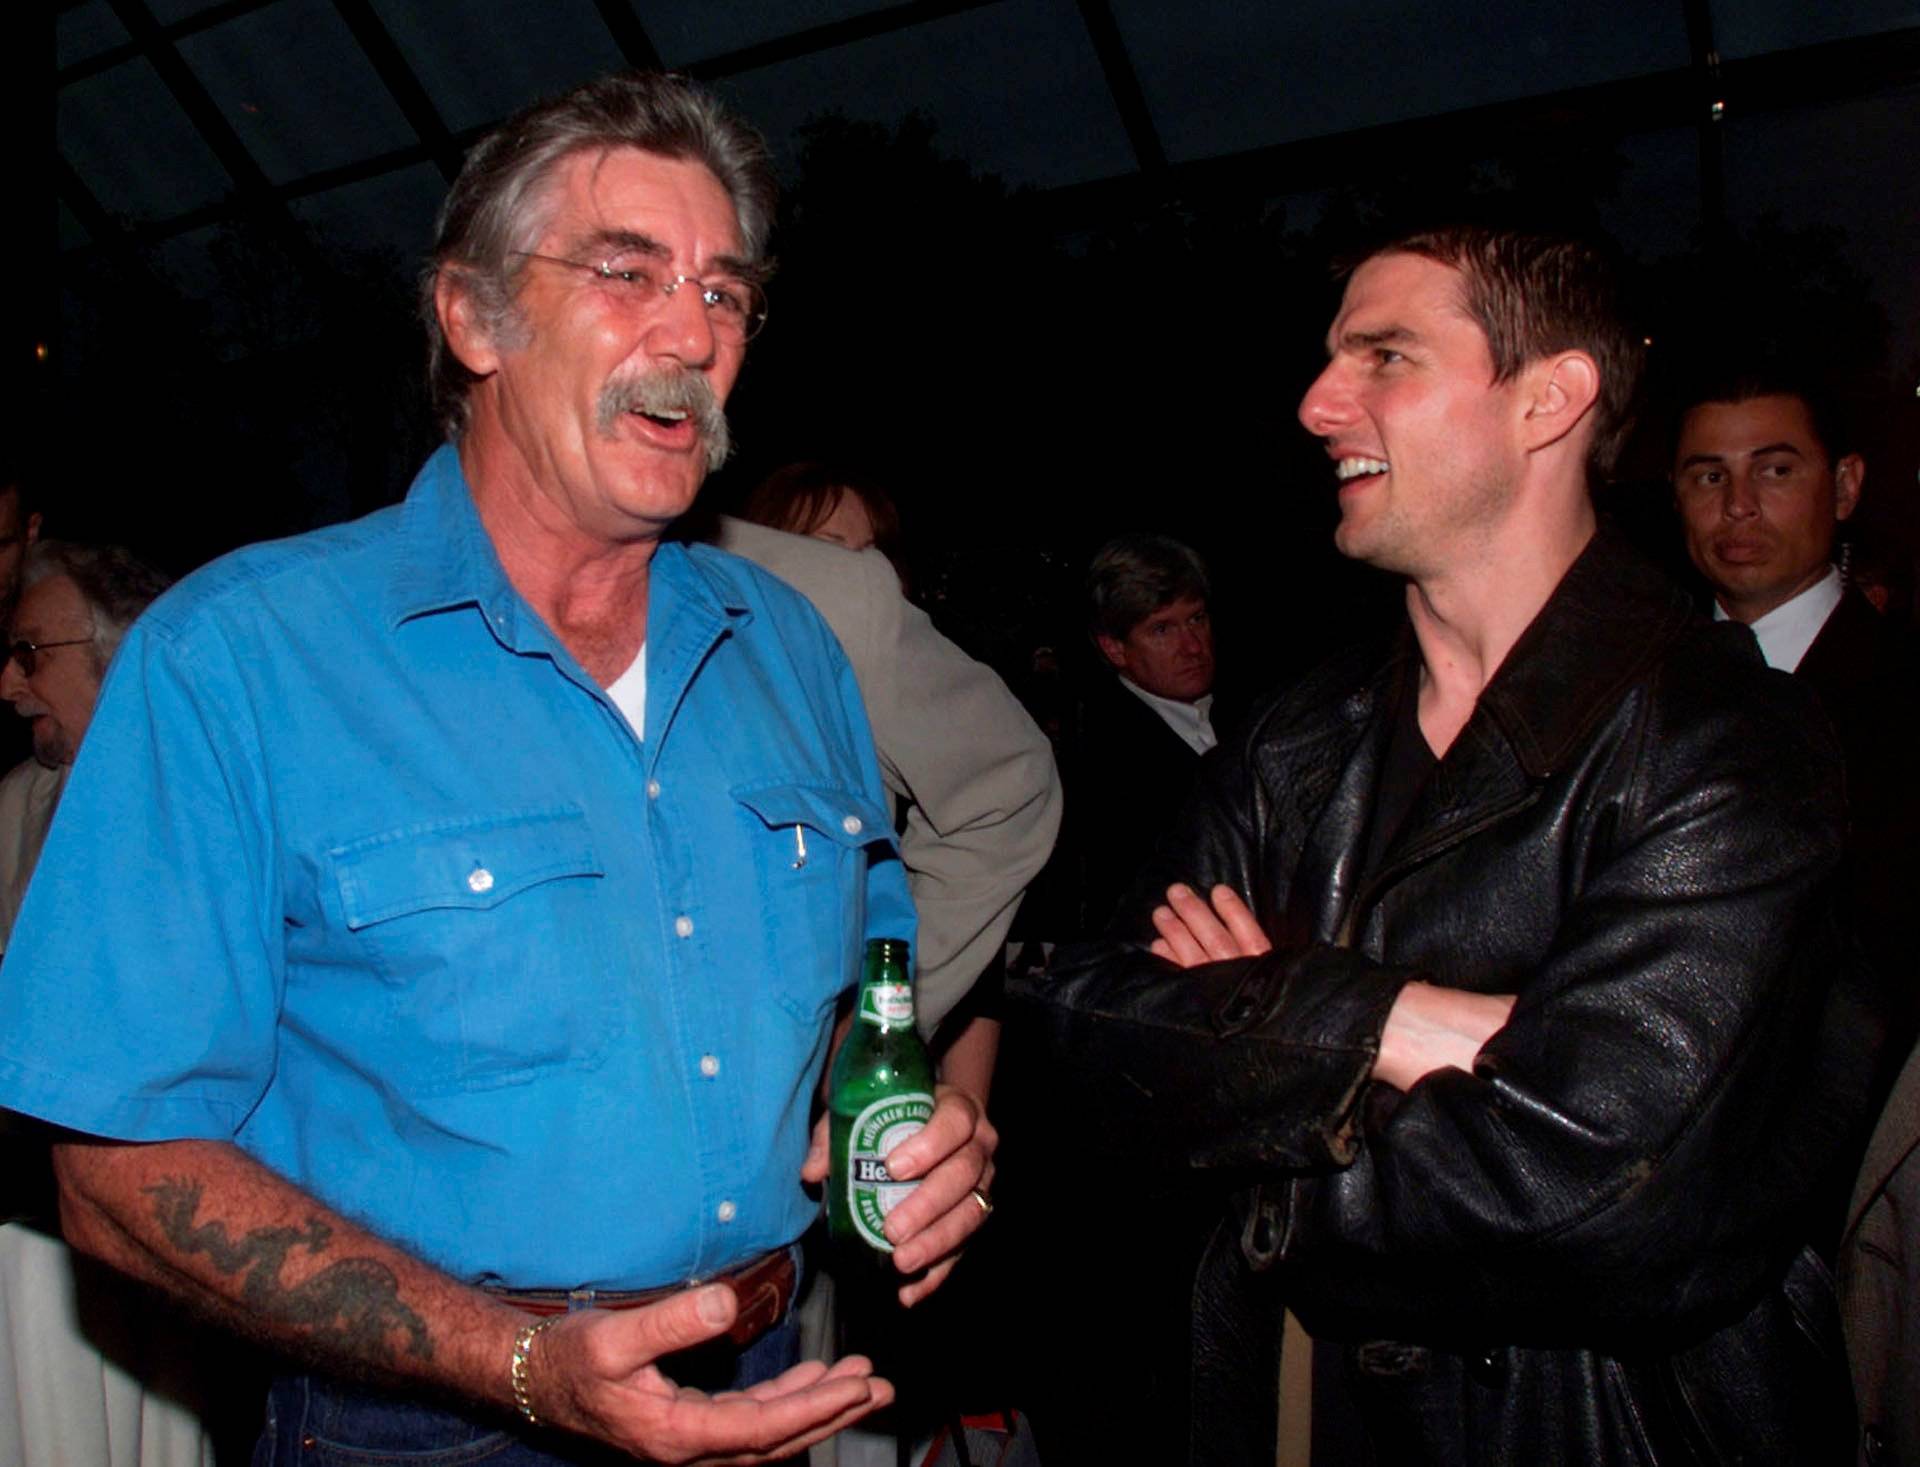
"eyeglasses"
512,251,768,342
5,637,89,676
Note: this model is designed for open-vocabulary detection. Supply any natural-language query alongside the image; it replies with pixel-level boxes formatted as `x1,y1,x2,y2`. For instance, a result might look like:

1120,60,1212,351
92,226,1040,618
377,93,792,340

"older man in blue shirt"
0,74,994,1464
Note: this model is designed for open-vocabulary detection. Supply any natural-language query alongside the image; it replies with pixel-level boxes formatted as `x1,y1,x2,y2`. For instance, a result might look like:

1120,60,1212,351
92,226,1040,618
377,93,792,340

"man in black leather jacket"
1017,226,1880,1465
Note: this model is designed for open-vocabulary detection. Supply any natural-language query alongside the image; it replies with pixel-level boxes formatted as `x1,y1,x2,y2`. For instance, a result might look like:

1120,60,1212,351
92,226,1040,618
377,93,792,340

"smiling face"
1296,252,1530,579
1098,594,1215,703
1674,394,1861,624
0,574,103,769
448,147,750,547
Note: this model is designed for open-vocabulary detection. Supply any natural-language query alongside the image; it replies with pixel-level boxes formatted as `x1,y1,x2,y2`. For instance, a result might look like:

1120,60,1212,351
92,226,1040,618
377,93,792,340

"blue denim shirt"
0,446,913,1289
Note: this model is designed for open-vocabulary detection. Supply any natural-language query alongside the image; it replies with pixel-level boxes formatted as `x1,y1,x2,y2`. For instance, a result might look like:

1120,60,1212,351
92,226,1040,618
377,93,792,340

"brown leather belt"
489,1248,796,1348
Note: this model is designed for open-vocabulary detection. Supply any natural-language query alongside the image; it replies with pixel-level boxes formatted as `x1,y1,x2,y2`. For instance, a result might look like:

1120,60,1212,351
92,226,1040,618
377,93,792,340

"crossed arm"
1149,881,1514,1090
1031,664,1857,1337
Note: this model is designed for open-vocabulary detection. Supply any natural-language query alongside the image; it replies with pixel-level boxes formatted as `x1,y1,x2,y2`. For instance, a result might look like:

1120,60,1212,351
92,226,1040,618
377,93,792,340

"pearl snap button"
467,868,494,894
674,915,694,938
841,814,863,835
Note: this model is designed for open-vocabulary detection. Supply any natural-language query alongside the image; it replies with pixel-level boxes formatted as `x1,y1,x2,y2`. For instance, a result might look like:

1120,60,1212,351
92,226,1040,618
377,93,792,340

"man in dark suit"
998,533,1226,1461
1672,369,1919,1069
1074,533,1223,933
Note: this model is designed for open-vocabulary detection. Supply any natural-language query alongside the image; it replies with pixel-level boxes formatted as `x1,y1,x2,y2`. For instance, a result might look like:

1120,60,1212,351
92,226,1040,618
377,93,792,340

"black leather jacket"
1017,529,1881,1465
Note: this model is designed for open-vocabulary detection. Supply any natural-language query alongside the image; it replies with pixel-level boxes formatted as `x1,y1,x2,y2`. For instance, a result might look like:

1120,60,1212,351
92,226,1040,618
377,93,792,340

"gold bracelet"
510,1315,562,1425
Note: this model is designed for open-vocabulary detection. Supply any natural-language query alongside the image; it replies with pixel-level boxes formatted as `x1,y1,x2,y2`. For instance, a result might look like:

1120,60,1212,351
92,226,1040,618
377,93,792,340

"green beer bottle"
827,938,935,1260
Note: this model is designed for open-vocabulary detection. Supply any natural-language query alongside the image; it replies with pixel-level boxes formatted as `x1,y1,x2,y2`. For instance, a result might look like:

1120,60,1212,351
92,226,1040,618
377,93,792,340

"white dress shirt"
1119,678,1218,754
1715,566,1842,673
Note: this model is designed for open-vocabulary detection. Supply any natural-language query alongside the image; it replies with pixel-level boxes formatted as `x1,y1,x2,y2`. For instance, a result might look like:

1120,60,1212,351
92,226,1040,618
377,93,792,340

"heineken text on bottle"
828,938,934,1256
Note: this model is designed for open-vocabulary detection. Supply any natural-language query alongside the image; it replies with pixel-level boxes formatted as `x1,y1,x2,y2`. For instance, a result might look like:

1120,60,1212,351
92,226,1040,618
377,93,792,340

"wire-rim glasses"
6,637,91,676
512,251,768,342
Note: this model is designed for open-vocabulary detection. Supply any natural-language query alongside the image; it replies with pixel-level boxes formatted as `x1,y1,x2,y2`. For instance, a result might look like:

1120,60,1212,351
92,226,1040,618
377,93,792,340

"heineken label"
843,1091,936,1251
856,982,914,1027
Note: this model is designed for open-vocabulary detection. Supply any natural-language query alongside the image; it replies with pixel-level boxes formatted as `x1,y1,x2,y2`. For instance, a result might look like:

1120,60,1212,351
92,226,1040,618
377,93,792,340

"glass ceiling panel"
147,0,256,21
369,0,627,134
642,0,901,67
56,1,129,71
59,57,235,225
715,0,1134,190
1113,0,1690,164
289,161,447,269
175,0,418,187
1710,0,1920,59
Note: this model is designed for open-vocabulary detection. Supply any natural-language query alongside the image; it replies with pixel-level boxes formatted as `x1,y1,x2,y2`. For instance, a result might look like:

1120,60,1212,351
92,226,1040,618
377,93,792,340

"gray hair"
421,71,778,439
21,541,173,671
1086,534,1211,642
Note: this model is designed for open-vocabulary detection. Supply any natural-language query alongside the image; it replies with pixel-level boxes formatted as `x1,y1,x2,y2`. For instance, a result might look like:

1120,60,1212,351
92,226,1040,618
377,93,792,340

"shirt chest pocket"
730,781,898,1024
327,805,619,1094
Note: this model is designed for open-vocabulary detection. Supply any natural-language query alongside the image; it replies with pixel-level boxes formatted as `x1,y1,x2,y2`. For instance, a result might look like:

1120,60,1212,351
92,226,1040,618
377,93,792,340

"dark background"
19,0,1920,697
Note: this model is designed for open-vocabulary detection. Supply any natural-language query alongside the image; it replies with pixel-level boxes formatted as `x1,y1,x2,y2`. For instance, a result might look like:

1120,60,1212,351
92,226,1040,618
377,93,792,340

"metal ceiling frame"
680,0,999,78
64,0,332,286
1681,0,1729,246
51,0,1920,262
1075,0,1165,175
331,0,463,182
1023,24,1920,234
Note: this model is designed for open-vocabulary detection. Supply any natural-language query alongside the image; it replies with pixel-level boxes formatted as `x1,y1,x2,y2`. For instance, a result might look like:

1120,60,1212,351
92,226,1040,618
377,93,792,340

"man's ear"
1094,634,1128,673
1518,350,1600,454
435,271,502,378
1834,453,1865,522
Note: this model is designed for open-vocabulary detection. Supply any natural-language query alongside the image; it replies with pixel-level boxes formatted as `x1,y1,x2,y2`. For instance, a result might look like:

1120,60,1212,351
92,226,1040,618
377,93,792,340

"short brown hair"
1376,225,1643,480
1086,534,1210,642
740,462,907,581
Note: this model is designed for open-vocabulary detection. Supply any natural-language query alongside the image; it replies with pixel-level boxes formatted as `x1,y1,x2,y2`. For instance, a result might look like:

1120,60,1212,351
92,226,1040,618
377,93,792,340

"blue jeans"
253,1315,801,1464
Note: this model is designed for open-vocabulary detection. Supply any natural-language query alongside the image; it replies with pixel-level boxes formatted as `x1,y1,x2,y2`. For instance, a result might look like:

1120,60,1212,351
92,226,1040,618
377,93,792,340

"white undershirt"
1714,566,1842,673
606,642,646,740
1119,677,1217,754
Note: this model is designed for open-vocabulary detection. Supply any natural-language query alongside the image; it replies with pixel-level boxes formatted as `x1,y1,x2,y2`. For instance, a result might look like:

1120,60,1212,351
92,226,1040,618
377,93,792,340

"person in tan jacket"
1842,1035,1920,1467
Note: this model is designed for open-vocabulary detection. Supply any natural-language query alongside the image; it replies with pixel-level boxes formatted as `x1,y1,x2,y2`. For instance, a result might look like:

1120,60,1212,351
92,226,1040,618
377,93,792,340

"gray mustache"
596,371,732,471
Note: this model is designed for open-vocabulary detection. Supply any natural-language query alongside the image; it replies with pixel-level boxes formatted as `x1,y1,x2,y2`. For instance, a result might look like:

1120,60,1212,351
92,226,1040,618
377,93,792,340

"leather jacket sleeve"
1020,636,1873,1349
1032,718,1424,1175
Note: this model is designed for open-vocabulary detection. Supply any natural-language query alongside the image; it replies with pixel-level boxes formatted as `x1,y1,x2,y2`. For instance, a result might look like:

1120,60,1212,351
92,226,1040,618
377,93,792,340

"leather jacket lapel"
1366,714,1536,901
1320,529,1699,950
1283,646,1404,947
1478,527,1701,777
